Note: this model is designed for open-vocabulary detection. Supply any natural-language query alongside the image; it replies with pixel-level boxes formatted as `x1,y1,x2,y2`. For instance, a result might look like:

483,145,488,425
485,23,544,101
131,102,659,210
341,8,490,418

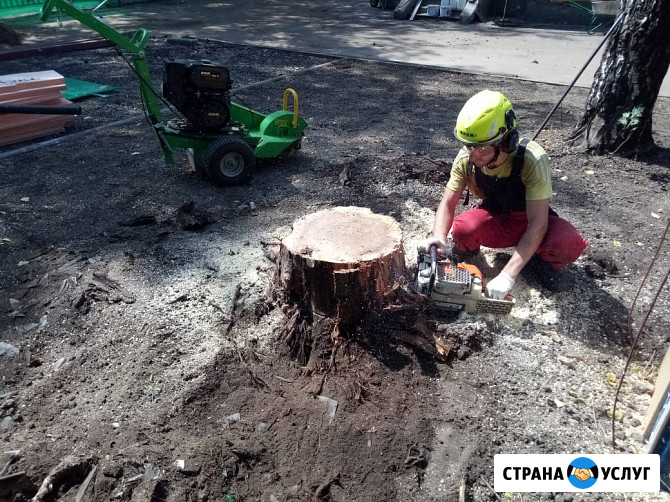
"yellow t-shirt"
446,139,553,201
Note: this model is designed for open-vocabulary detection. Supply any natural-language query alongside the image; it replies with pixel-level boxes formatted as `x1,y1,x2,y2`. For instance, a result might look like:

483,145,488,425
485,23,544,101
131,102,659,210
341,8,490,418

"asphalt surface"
2,0,669,96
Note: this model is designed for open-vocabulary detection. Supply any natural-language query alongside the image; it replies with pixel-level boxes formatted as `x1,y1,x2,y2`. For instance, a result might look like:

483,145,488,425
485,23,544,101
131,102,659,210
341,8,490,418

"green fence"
0,0,118,18
1,0,42,8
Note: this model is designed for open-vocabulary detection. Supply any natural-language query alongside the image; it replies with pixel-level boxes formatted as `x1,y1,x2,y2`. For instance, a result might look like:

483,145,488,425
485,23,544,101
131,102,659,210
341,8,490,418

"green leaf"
630,106,644,119
617,107,644,130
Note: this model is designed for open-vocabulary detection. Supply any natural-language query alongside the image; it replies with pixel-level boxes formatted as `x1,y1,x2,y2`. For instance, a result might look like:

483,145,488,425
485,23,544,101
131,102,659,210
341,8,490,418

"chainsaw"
415,246,515,315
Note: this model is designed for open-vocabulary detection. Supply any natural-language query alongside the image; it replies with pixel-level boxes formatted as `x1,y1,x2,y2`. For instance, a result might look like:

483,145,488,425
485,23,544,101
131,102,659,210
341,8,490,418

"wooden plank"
0,115,73,136
0,120,68,140
0,70,65,95
0,97,75,129
0,38,114,62
0,117,71,146
0,126,68,147
0,85,68,105
0,71,74,147
0,115,71,135
0,95,75,148
644,345,670,440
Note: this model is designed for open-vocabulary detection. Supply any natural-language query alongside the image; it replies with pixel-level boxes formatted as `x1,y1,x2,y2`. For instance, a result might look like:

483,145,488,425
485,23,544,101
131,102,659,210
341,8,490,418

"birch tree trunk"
570,0,670,154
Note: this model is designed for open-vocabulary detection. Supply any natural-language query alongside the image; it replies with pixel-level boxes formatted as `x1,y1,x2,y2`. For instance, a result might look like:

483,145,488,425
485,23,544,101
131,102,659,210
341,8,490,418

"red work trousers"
451,208,588,270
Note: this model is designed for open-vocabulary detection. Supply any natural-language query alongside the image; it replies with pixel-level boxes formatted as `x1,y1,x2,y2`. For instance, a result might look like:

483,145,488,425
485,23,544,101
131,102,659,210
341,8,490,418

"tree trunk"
274,206,405,331
272,206,406,370
570,0,670,154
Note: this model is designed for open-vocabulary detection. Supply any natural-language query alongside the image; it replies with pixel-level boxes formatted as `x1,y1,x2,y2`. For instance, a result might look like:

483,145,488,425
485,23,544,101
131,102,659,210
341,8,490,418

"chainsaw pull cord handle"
428,245,438,297
283,88,299,129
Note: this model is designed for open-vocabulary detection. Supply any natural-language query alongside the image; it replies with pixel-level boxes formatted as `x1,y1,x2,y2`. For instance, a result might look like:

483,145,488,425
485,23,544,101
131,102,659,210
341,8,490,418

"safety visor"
457,137,503,151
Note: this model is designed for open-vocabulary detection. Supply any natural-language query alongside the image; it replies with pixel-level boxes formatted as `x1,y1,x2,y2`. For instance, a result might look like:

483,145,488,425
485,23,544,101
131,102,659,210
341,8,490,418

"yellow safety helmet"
454,90,517,146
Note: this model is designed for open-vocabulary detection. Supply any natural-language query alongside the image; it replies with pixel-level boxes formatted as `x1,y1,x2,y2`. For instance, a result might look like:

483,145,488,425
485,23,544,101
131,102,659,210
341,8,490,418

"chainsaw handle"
429,245,438,265
428,245,438,296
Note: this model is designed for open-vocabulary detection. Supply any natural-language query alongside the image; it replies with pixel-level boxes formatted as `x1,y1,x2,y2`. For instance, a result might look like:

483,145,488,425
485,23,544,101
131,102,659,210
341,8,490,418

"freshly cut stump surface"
275,206,405,333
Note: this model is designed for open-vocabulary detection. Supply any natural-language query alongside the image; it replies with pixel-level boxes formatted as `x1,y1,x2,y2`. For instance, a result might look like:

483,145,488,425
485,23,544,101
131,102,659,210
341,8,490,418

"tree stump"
273,206,406,369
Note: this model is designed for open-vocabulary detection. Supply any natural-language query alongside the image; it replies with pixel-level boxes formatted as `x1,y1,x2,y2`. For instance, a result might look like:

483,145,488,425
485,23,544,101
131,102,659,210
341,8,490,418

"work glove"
417,237,449,257
485,271,515,300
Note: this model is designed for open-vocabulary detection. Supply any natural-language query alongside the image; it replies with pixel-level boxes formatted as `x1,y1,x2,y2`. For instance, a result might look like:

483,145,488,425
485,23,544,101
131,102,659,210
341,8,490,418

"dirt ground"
1,31,670,502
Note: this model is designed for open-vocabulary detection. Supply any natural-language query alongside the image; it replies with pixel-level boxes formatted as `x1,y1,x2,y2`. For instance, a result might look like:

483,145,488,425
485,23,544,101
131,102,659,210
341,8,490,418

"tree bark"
570,0,670,154
274,206,405,332
272,207,406,369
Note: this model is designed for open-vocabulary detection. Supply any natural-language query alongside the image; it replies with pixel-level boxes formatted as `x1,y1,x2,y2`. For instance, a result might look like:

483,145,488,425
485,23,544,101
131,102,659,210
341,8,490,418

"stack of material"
0,70,76,147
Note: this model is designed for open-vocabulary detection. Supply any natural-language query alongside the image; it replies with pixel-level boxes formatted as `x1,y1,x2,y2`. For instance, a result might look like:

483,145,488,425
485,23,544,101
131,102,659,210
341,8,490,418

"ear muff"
499,109,519,153
500,129,519,152
505,109,516,130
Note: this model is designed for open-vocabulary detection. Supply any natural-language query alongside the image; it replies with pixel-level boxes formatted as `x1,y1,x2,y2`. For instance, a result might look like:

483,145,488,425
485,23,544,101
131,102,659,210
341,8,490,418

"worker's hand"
417,237,449,257
485,271,515,300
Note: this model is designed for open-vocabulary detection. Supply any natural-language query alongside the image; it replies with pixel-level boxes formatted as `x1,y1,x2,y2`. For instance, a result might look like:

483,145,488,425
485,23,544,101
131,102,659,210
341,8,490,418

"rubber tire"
203,136,255,187
194,155,208,180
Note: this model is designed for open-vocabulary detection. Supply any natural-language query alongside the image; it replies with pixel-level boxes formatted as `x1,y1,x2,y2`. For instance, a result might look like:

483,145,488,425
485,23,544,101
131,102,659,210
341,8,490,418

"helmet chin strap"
488,146,502,166
487,130,512,167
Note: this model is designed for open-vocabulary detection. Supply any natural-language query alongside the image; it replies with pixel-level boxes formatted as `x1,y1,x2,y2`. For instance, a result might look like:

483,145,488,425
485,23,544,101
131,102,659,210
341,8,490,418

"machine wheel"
203,136,255,186
194,155,208,180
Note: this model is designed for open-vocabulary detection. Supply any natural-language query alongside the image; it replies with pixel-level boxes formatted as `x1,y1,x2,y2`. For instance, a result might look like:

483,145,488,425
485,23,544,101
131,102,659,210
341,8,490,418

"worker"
419,90,588,298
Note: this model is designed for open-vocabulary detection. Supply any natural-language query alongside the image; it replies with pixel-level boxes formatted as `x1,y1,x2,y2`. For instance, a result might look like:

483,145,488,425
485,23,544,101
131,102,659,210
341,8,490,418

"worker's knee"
452,210,486,242
542,218,589,266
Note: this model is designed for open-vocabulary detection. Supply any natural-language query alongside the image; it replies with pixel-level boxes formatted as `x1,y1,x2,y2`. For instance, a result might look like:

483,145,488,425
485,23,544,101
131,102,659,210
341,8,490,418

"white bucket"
442,0,466,9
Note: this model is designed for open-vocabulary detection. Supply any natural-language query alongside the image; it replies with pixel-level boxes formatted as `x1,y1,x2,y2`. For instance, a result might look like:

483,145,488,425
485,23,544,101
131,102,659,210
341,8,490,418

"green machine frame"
40,0,307,184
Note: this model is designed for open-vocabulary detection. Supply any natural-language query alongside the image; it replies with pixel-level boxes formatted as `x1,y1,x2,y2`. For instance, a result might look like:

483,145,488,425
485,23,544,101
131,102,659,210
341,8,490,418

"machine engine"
163,59,232,131
415,250,515,315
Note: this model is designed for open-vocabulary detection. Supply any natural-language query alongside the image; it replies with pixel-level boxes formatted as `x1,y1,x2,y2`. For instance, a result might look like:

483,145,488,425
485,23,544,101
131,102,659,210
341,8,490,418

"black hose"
532,13,623,141
0,104,82,115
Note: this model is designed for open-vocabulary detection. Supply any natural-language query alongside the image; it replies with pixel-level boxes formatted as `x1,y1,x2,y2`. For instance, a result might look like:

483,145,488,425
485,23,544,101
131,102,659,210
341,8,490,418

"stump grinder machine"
415,246,515,315
40,0,307,186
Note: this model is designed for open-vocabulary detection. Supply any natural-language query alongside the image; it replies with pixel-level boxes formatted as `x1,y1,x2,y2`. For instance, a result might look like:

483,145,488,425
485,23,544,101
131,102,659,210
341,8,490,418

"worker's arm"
502,198,549,279
485,198,549,299
433,186,463,241
417,186,463,255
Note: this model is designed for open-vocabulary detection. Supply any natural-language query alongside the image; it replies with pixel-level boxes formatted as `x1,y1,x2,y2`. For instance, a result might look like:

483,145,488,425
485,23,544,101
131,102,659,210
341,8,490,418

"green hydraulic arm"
40,0,163,126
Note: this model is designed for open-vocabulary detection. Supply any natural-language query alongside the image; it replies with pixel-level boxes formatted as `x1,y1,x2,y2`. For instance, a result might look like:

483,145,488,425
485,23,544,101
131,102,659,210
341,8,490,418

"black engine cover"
163,59,232,131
